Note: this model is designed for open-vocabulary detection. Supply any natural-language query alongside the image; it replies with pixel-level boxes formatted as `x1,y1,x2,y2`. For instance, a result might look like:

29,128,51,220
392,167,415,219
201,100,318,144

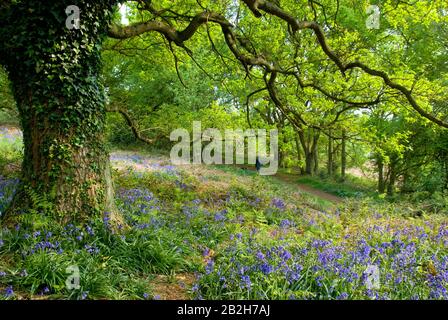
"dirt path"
273,171,343,204
0,127,343,205
109,151,343,204
236,165,343,204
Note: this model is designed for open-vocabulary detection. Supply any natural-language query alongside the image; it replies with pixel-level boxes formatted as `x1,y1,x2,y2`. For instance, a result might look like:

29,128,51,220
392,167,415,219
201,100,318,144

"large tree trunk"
0,1,120,224
298,128,320,176
305,153,314,175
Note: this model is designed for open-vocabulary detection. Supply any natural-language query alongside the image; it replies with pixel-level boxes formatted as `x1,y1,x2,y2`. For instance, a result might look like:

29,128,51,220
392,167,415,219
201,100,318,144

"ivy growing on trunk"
0,1,120,223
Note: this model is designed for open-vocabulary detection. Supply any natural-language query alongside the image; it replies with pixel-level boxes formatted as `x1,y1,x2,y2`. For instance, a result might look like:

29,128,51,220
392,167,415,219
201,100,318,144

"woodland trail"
0,125,343,205
273,171,343,204
235,165,343,204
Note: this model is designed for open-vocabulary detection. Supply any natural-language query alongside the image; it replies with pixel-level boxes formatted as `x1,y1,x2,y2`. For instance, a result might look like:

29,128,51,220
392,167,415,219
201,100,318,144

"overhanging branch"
108,0,448,129
107,107,155,145
245,0,448,128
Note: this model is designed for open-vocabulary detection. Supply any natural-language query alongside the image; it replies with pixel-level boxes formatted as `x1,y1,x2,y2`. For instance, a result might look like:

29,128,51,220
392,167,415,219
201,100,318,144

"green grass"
0,112,19,127
296,174,376,198
1,152,448,300
0,130,22,177
212,164,334,211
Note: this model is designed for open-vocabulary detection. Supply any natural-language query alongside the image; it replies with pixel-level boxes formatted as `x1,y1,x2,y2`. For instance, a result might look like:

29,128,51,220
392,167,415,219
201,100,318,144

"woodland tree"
0,0,447,224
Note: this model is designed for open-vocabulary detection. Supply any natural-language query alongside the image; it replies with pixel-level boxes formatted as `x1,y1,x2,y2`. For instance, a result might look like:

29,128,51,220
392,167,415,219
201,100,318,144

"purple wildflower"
4,286,14,298
271,198,286,210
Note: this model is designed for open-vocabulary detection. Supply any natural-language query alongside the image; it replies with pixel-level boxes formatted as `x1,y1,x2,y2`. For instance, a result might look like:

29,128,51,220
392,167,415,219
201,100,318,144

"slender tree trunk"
377,157,385,193
401,172,409,193
341,130,347,181
327,132,333,176
281,132,288,169
294,134,304,174
387,162,396,196
440,151,448,191
313,143,319,175
0,1,121,224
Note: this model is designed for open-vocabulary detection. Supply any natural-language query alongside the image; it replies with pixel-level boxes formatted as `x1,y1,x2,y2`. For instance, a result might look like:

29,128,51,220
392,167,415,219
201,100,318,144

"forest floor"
261,170,342,204
0,125,345,204
2,126,448,300
111,150,343,204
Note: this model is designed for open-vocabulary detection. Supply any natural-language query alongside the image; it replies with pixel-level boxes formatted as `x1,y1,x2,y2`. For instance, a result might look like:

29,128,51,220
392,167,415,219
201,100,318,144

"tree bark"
299,130,313,175
387,161,396,196
298,128,320,175
377,157,385,193
313,140,319,175
341,129,347,181
305,153,314,175
0,1,121,224
295,133,304,174
327,131,333,176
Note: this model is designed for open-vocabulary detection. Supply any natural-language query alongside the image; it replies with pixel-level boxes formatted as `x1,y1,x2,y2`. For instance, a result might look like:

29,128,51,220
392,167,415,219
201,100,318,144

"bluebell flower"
337,292,349,300
280,219,291,228
256,251,265,261
40,287,50,295
205,260,214,274
271,198,286,210
315,276,323,287
4,286,14,298
241,275,251,289
259,263,273,275
279,249,292,261
85,225,95,236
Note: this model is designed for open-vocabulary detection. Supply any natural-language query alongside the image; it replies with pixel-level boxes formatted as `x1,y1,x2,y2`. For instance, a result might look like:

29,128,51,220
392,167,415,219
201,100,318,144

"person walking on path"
256,156,262,174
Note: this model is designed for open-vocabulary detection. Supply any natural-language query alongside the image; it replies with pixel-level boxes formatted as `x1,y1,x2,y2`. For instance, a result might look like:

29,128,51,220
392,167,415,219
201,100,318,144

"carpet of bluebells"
0,151,448,300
